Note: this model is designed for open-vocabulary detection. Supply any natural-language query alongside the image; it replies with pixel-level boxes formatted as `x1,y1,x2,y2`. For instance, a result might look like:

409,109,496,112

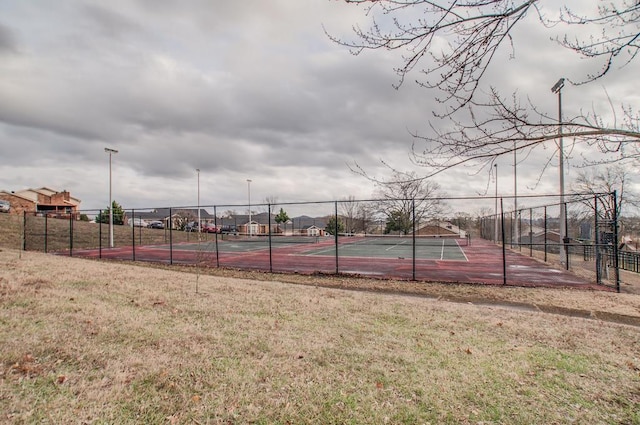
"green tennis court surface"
165,235,318,253
166,235,468,260
305,236,468,260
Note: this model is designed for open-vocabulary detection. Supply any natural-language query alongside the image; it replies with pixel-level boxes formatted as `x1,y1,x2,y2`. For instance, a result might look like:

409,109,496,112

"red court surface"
66,238,613,291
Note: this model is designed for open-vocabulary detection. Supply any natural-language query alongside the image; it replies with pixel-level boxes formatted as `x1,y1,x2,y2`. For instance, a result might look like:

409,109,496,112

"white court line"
386,240,408,251
308,246,336,255
456,239,469,261
299,237,469,262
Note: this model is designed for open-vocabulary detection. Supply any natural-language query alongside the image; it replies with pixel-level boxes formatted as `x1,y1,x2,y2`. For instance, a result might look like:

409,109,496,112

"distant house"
292,215,326,234
229,213,281,235
415,221,467,238
301,225,324,237
128,208,214,229
165,212,332,236
0,187,81,216
517,230,565,253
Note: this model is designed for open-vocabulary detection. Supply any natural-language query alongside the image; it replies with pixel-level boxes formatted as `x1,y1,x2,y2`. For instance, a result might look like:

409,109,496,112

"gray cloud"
0,0,636,212
0,22,18,53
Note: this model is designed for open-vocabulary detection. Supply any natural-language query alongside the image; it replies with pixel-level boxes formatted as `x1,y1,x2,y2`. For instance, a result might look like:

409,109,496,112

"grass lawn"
1,248,639,424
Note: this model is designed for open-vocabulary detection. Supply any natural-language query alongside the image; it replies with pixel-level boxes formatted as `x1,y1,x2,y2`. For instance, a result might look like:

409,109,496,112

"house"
292,215,326,235
128,208,214,229
415,221,467,238
0,187,81,216
520,230,563,244
517,230,565,253
301,225,325,237
229,212,281,235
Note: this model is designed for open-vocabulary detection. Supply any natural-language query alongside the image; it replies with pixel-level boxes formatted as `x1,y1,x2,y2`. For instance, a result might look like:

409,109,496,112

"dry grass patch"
160,262,640,322
1,249,639,424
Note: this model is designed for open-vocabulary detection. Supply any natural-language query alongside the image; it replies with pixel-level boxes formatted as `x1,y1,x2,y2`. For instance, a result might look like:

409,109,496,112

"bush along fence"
19,193,631,291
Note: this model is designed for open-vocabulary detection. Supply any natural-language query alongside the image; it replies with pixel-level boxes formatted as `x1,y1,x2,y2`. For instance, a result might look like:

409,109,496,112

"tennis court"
63,235,606,289
26,192,620,290
168,234,324,254
164,234,468,261
306,235,468,260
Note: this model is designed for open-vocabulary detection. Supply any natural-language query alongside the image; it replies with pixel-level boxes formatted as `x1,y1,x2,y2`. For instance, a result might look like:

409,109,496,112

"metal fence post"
544,206,548,262
99,213,102,258
22,211,27,251
518,209,523,251
69,212,73,256
412,198,416,281
169,207,173,265
564,201,569,270
335,201,339,275
510,211,514,249
501,198,507,285
268,203,273,273
612,191,620,292
529,208,533,257
44,213,48,253
595,195,601,284
132,208,136,262
214,205,220,268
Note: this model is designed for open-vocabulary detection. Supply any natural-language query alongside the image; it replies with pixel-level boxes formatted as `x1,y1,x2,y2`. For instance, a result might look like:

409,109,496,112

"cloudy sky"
0,0,637,214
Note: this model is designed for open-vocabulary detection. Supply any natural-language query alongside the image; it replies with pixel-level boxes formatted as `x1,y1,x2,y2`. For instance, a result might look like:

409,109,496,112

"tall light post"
551,77,566,265
247,179,252,237
196,169,201,234
494,163,499,243
104,147,118,248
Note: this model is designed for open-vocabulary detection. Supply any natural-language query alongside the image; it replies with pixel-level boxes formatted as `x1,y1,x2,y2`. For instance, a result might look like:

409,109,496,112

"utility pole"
551,78,567,266
104,147,118,248
494,163,498,243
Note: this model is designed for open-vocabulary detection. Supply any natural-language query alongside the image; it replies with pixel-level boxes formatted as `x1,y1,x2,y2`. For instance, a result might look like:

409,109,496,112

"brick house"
0,187,81,216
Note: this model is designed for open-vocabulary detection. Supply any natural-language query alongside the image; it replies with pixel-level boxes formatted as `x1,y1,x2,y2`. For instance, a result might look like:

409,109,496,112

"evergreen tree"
96,201,125,225
274,208,290,225
325,215,345,236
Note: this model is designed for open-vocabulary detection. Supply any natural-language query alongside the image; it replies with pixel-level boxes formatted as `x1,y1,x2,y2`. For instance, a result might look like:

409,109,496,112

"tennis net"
220,234,322,244
340,234,469,247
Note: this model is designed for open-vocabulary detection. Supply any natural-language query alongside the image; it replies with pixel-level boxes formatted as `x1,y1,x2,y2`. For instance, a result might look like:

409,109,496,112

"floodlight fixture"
551,78,565,94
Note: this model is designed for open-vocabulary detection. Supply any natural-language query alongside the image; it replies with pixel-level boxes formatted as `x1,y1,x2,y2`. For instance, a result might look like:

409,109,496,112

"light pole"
247,179,252,237
551,78,566,265
105,147,118,248
196,169,201,234
494,163,499,243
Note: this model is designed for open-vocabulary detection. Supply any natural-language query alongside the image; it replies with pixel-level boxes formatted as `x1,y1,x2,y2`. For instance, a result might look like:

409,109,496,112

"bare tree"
374,170,447,234
331,0,638,109
330,0,640,177
571,165,639,218
408,89,640,179
259,196,279,214
339,195,374,233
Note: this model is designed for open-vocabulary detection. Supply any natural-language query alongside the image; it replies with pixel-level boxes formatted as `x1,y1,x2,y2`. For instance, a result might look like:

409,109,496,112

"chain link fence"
15,192,633,291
